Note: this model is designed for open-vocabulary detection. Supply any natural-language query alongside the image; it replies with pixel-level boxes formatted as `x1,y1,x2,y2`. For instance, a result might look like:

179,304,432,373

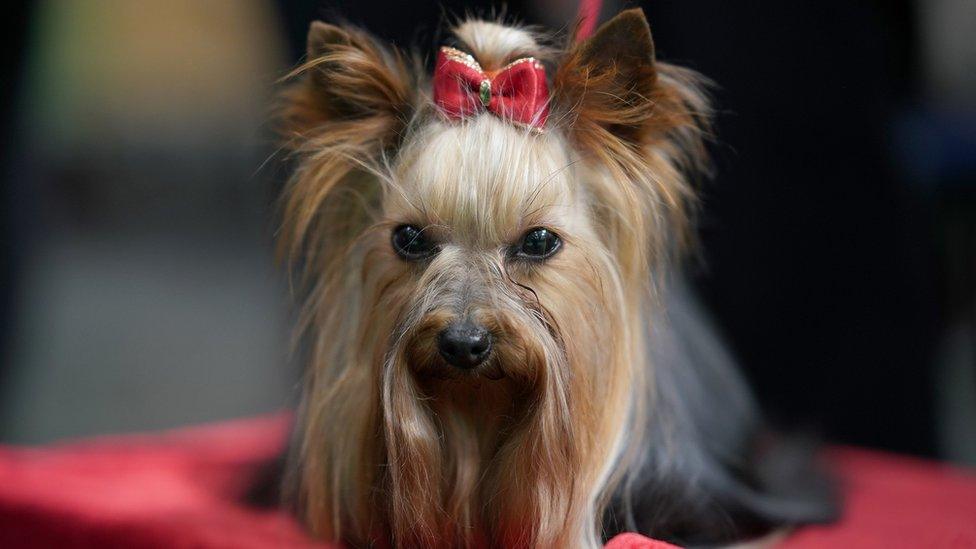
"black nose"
437,322,492,369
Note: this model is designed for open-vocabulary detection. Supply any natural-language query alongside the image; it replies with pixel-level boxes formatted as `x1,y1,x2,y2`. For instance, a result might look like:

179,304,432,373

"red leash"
575,0,602,41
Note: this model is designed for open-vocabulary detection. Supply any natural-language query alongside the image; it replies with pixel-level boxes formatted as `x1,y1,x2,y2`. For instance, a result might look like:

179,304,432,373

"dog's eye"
392,225,437,260
517,227,561,259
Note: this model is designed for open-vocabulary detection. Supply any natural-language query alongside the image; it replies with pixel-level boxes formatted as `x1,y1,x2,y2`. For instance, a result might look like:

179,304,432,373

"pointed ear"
554,8,705,149
279,21,414,145
307,20,350,56
575,7,656,87
552,9,711,277
276,22,415,265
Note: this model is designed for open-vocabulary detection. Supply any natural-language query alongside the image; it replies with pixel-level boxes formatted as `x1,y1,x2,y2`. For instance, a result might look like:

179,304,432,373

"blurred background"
0,0,973,466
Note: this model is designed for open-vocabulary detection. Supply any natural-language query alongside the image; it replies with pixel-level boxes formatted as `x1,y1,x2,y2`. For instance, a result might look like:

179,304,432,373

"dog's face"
385,116,607,390
279,10,708,548
350,116,628,546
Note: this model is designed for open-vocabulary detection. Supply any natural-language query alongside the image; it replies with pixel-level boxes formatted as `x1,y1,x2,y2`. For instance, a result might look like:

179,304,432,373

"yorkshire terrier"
275,8,835,548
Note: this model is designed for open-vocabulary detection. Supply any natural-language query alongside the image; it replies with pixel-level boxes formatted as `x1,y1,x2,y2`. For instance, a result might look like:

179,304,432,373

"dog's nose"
437,322,492,369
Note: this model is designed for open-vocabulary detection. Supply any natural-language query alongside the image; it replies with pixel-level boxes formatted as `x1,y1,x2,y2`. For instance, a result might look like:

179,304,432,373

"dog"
275,8,836,548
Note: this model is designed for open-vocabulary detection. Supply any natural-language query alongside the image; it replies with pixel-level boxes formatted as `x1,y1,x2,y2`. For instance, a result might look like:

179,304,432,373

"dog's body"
276,9,835,548
605,277,835,546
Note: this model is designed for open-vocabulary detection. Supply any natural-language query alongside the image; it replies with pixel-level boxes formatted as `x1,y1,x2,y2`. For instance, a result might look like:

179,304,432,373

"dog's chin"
409,355,507,382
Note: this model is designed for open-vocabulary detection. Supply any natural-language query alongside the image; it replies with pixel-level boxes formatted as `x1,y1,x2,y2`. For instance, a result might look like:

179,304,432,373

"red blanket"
1,414,974,548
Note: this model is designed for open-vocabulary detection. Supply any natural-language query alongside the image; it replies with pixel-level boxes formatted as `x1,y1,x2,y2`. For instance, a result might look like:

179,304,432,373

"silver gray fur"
606,277,837,546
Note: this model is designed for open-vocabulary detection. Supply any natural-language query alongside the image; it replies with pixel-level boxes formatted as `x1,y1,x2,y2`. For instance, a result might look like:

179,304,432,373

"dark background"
1,1,973,463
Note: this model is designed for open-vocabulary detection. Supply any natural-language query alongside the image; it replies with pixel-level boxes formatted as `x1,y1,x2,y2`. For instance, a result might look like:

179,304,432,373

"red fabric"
1,415,974,548
784,448,976,548
604,533,679,549
575,0,602,41
433,47,549,130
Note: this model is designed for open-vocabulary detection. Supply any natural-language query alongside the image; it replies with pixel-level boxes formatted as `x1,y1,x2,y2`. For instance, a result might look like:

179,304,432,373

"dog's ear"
280,21,414,145
277,22,416,263
553,8,710,277
553,8,708,152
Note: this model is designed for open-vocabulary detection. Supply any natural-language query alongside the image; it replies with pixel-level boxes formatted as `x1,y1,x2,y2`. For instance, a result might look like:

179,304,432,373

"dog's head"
279,9,709,547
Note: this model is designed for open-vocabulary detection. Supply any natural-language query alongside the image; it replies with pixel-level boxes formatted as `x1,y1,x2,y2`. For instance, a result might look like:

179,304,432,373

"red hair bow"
433,47,549,131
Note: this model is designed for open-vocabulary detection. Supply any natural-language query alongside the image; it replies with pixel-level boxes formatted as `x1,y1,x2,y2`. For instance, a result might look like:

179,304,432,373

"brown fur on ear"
554,8,708,150
553,8,712,281
283,21,415,132
558,8,658,145
276,22,416,267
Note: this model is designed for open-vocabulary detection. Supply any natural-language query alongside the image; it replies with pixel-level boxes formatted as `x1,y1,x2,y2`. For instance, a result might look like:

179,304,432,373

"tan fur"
453,20,547,71
277,9,711,549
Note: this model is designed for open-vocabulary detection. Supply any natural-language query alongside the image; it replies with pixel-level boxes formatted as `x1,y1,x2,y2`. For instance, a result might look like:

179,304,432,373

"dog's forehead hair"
387,116,581,244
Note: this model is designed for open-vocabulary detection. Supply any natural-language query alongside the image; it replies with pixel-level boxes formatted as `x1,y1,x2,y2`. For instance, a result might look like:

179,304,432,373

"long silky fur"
274,11,760,549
